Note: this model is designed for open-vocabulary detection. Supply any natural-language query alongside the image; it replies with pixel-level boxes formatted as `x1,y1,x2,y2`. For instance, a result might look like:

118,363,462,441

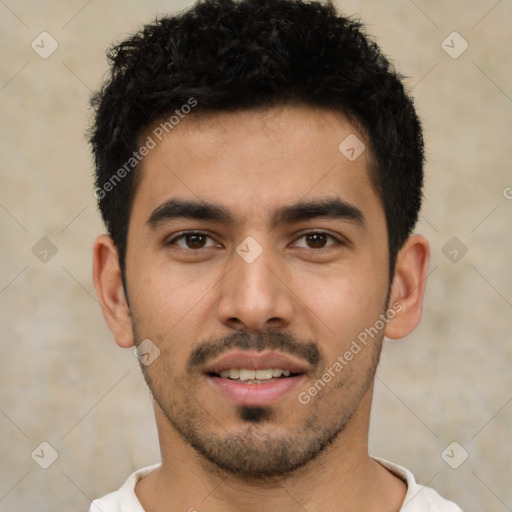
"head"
91,0,429,478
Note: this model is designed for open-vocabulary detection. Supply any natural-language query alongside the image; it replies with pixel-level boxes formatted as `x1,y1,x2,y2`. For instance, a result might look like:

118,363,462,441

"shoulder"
371,456,463,511
88,463,162,512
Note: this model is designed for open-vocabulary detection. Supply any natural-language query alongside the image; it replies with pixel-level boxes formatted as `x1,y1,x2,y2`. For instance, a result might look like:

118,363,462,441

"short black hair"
89,0,424,287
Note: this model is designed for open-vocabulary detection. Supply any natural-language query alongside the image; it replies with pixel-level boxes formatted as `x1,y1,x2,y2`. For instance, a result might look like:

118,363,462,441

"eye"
167,230,343,252
293,231,341,250
168,231,218,250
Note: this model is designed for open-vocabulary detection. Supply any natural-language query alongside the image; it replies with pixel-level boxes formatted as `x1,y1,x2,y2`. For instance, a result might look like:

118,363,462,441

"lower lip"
207,375,305,406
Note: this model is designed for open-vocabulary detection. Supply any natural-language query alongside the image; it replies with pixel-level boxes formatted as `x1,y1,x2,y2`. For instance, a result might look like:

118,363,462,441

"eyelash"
166,230,344,252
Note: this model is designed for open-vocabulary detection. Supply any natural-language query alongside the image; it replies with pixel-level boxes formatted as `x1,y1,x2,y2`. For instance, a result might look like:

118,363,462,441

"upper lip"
204,350,310,375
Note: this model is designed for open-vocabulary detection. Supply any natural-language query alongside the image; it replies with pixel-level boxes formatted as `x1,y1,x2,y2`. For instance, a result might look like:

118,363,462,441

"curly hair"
89,0,424,285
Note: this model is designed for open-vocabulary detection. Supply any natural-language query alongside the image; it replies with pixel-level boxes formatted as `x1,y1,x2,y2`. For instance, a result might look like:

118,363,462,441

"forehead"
131,105,383,229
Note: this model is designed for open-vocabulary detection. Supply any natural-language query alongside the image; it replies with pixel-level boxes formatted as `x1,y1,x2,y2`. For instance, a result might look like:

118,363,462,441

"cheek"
300,266,387,350
129,253,177,314
128,262,217,347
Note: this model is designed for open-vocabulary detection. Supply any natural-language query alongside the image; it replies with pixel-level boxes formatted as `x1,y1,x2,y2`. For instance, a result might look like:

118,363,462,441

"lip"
203,350,310,406
207,374,306,406
203,349,311,375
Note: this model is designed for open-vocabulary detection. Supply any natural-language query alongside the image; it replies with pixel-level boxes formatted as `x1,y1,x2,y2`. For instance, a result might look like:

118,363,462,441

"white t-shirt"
89,456,462,511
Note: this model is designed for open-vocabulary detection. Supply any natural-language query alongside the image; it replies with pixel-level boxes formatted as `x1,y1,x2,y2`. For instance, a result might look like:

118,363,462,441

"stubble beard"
136,331,383,479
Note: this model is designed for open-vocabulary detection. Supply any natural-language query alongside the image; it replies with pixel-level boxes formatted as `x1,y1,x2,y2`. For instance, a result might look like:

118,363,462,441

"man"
89,0,462,510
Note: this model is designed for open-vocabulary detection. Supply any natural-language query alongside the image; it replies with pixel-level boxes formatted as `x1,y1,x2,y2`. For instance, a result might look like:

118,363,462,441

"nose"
217,243,294,333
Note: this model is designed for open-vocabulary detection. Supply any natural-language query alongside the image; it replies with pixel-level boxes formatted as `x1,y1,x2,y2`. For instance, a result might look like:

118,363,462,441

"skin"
93,104,430,512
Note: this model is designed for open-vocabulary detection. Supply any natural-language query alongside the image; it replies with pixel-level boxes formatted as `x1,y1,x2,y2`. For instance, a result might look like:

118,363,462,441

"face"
124,105,391,477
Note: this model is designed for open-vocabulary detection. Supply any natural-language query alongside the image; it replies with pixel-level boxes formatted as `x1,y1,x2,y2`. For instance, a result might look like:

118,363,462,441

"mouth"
210,367,299,382
204,350,309,406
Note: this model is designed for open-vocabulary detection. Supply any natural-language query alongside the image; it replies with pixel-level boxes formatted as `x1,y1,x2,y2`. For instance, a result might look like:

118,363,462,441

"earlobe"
92,234,135,348
384,234,430,340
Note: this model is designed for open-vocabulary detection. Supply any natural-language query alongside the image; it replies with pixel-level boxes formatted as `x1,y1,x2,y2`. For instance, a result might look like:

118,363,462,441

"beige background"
0,0,511,510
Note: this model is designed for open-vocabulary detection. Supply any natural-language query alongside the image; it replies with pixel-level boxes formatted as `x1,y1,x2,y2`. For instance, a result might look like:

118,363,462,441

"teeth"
256,369,273,380
218,368,293,381
239,369,255,380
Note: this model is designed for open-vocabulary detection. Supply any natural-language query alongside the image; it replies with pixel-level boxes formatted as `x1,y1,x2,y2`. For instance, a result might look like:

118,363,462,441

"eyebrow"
146,197,365,230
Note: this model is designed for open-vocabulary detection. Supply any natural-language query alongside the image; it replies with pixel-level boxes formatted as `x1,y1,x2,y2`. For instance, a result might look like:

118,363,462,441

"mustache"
187,329,321,370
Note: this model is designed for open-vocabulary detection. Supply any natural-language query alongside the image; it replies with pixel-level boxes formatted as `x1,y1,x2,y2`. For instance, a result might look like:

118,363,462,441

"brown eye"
294,231,338,250
184,233,207,249
305,233,328,248
169,232,216,250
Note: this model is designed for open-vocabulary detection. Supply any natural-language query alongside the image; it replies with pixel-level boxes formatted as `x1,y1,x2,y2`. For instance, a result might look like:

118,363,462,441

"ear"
92,234,134,348
384,234,430,340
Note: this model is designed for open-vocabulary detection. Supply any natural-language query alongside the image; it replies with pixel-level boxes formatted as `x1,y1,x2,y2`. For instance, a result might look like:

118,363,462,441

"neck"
135,389,407,512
